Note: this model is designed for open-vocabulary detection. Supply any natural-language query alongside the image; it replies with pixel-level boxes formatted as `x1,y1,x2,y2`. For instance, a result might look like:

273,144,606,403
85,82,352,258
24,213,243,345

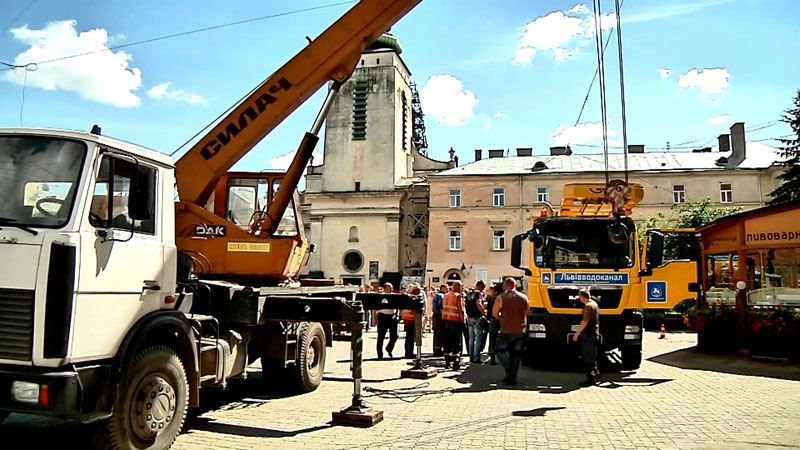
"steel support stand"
401,310,437,379
332,320,383,427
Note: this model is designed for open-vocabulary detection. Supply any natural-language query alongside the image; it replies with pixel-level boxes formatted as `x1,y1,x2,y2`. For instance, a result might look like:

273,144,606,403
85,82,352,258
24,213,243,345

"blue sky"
0,0,797,172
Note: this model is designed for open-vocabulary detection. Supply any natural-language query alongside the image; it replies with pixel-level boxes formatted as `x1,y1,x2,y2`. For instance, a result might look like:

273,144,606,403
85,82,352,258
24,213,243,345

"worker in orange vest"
402,285,423,358
442,281,467,370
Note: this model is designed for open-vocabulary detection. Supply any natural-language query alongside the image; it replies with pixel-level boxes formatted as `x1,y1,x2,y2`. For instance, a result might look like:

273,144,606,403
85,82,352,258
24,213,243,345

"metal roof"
432,142,783,177
0,127,174,166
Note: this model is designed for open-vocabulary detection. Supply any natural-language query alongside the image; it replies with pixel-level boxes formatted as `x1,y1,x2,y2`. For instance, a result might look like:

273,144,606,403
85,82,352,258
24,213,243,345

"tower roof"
367,32,402,54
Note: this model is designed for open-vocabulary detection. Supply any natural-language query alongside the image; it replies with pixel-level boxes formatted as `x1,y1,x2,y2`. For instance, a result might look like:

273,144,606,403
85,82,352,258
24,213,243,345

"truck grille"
547,287,623,309
0,289,34,361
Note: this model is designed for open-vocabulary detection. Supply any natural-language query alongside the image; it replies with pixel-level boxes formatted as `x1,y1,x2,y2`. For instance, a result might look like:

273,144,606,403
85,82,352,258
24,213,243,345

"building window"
449,229,462,251
343,250,364,273
537,186,549,203
720,183,733,203
449,189,461,208
672,185,686,204
348,226,359,242
352,79,368,140
492,229,506,251
493,188,505,207
410,213,427,237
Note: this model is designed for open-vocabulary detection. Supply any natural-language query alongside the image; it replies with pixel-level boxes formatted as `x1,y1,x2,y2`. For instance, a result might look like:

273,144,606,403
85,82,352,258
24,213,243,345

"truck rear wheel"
105,346,189,450
621,345,642,370
289,322,326,393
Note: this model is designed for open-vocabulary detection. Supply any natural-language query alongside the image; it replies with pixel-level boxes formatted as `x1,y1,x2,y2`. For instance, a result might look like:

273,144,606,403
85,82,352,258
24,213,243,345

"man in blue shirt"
432,284,447,356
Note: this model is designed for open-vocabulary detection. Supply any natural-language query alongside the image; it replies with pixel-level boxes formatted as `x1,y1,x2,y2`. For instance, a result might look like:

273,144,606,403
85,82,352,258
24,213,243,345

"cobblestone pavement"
2,331,799,449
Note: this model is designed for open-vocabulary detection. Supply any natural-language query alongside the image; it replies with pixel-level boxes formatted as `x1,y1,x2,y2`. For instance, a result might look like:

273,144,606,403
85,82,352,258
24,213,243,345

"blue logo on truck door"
646,281,668,303
542,273,628,285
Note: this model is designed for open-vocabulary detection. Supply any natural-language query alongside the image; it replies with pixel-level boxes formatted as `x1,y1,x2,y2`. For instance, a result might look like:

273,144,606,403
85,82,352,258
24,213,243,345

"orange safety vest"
441,292,463,322
402,309,415,321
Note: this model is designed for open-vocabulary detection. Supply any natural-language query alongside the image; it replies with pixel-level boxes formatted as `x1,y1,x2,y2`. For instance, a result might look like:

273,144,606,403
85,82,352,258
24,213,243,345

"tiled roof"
432,142,783,177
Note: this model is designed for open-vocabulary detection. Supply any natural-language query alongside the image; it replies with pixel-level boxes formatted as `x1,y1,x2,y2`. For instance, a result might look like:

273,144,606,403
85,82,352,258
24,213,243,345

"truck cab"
0,128,180,419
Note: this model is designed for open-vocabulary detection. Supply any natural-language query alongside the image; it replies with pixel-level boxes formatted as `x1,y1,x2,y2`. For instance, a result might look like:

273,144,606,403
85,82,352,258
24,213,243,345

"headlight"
528,323,546,332
624,325,641,333
11,381,39,404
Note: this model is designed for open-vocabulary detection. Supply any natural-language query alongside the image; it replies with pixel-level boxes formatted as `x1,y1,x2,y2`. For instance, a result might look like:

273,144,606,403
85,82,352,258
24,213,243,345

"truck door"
638,229,699,309
72,154,164,361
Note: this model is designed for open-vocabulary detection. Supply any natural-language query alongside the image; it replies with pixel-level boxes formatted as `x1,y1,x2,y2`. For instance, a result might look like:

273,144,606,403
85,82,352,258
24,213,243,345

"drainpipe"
756,169,764,206
518,175,524,234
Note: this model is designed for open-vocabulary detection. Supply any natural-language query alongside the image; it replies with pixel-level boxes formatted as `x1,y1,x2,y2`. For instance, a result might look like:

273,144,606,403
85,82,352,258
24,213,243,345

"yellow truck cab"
511,183,698,369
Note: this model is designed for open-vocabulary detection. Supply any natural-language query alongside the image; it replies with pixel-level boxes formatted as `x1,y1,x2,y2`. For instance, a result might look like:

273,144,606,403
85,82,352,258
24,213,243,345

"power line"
3,1,356,68
2,0,37,35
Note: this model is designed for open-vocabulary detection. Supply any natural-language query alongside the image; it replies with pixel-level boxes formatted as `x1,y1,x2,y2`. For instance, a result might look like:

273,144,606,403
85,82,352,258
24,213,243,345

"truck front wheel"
289,322,326,393
105,346,189,450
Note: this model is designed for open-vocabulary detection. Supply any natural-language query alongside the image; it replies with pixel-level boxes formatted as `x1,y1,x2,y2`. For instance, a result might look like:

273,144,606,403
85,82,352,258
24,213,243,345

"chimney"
488,149,505,158
516,147,533,157
728,122,746,166
549,146,572,156
474,149,482,161
628,144,644,154
718,134,730,153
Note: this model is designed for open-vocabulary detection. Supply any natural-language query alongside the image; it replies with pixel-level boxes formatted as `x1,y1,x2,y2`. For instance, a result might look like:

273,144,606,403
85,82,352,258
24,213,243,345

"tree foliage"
638,198,742,260
769,89,800,204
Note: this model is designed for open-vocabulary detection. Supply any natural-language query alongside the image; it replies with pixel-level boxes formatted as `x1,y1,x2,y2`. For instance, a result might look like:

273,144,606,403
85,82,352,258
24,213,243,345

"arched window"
349,226,359,242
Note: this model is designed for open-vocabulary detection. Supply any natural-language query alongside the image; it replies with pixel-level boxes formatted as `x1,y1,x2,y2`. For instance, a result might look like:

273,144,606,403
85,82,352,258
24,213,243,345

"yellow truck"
511,182,698,369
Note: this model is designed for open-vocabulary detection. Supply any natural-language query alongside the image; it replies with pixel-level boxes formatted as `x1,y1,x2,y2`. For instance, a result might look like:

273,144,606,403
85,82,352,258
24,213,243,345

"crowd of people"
358,278,602,386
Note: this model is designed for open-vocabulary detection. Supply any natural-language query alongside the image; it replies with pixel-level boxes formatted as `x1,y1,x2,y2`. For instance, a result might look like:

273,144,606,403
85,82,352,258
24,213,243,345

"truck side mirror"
647,231,665,269
129,166,155,221
511,233,532,276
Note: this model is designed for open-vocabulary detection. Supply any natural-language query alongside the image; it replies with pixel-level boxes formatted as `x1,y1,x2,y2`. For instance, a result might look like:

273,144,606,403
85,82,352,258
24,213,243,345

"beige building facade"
425,122,786,288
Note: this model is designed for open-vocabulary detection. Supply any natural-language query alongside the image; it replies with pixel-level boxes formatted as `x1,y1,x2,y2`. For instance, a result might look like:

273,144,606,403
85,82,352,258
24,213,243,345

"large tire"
289,322,326,393
621,345,642,370
104,346,189,450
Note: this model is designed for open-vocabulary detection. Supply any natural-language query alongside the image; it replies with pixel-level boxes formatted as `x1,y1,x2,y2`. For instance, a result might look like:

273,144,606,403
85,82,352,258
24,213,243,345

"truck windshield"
0,136,87,228
534,218,635,269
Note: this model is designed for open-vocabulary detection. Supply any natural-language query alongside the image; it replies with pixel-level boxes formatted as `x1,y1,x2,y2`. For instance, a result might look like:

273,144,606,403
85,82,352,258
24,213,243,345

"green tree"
770,89,800,204
664,198,742,260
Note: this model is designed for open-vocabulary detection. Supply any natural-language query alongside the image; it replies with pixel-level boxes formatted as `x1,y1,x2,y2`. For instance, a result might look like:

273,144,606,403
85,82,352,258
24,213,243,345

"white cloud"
268,150,321,170
625,0,734,23
420,74,477,127
706,114,731,126
3,20,142,108
659,68,672,79
147,82,206,105
513,6,616,65
494,110,508,120
481,113,492,131
677,68,730,98
550,121,615,146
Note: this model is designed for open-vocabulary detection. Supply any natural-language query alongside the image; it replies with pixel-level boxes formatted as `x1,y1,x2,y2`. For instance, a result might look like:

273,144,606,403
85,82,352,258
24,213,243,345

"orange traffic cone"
659,323,666,339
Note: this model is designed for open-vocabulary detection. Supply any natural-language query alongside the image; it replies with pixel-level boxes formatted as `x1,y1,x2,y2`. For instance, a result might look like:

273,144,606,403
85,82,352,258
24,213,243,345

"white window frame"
492,229,506,251
672,185,686,204
449,189,461,208
537,186,549,203
493,187,505,207
448,228,462,251
720,183,733,203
